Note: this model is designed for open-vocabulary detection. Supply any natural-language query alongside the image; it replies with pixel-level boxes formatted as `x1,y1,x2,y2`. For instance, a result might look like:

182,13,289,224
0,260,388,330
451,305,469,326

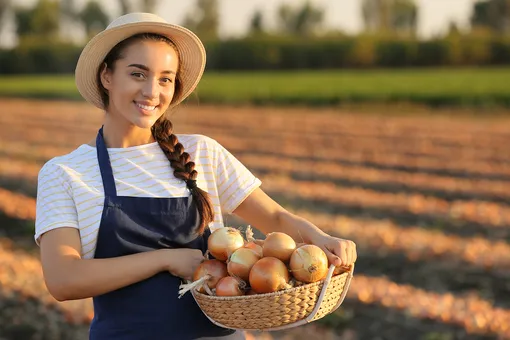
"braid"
151,116,215,235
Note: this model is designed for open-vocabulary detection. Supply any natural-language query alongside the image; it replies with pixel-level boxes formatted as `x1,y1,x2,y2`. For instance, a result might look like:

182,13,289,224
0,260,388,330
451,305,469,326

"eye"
131,72,145,79
160,77,174,85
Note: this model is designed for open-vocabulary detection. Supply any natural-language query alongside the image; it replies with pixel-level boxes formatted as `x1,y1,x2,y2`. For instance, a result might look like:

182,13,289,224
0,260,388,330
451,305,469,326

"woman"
35,12,357,340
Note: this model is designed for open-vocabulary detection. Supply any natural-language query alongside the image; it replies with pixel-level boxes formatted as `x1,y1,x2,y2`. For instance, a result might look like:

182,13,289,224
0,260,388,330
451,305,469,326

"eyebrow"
127,63,175,75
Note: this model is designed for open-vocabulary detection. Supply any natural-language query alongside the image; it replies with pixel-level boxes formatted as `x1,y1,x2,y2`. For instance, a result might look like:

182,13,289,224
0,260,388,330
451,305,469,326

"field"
1,98,510,339
2,67,510,108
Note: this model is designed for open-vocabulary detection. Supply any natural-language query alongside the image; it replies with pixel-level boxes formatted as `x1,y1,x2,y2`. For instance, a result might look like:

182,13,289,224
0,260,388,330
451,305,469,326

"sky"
2,0,480,46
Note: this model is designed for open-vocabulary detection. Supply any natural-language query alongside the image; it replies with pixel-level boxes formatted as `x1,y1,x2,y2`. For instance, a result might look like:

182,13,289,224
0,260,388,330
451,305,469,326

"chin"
131,117,159,129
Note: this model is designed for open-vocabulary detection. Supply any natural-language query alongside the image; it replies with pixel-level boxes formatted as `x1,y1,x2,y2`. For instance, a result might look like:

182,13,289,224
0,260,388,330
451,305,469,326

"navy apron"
89,127,245,340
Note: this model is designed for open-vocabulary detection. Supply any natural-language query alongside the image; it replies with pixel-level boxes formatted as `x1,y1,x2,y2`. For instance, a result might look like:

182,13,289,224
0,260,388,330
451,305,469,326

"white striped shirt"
35,134,261,259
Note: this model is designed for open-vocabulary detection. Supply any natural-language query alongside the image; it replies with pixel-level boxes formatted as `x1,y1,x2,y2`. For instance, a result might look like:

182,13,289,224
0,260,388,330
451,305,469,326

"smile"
135,102,157,111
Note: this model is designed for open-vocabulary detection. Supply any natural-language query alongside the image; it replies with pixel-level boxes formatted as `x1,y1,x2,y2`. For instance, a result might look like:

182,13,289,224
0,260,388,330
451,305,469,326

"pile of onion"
178,226,348,298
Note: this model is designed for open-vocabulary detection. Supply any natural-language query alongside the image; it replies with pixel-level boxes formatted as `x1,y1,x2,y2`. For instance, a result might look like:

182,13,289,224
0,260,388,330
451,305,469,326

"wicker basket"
191,264,354,331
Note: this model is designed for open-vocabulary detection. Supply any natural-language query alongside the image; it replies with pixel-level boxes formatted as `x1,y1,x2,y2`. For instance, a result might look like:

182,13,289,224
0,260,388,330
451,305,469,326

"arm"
232,188,357,267
39,228,203,302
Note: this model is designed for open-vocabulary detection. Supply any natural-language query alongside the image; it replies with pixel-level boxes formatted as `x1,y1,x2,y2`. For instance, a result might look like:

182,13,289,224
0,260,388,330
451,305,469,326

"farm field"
2,67,510,108
1,98,510,339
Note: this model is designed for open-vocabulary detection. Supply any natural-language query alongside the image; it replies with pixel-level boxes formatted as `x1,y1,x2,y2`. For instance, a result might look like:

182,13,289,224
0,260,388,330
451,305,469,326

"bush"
1,34,510,74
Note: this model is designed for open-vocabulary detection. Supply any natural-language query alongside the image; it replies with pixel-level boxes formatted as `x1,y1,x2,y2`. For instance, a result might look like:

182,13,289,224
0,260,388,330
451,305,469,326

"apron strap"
96,126,117,197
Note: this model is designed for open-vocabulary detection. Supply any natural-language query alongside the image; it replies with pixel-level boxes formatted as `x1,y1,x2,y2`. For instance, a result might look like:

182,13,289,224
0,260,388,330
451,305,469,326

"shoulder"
175,133,222,152
38,144,94,181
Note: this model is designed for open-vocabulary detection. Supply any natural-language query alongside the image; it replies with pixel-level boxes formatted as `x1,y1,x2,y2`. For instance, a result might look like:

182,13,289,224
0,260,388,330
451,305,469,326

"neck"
101,118,156,149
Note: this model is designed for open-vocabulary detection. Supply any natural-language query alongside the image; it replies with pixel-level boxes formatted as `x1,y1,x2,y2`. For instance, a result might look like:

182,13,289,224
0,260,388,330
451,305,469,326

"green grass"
2,68,510,108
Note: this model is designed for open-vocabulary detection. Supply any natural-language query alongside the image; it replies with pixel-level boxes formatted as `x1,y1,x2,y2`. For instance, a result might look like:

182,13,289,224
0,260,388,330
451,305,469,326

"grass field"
1,98,510,339
2,67,510,108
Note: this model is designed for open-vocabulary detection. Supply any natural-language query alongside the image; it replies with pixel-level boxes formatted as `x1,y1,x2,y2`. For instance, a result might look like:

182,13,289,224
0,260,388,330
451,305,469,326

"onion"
192,259,228,293
289,245,328,283
246,289,257,296
227,247,261,281
244,225,263,256
262,232,296,263
242,242,263,257
249,257,291,294
215,276,246,297
208,227,245,261
253,239,265,247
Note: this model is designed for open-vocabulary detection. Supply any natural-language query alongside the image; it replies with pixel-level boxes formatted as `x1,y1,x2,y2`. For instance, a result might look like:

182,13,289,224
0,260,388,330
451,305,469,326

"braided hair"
97,33,214,235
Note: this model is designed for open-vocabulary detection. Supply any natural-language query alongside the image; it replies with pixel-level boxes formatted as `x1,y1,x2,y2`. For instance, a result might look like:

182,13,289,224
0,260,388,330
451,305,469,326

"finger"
349,241,357,264
340,243,349,266
325,243,344,267
333,240,350,266
322,246,341,267
344,241,353,266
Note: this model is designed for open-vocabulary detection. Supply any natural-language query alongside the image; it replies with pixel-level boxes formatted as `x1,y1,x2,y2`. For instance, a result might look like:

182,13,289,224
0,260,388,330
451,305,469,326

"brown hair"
97,33,214,235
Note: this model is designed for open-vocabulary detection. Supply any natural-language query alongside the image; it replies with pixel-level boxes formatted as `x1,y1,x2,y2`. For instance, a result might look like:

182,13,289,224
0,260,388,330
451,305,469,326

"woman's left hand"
310,234,357,268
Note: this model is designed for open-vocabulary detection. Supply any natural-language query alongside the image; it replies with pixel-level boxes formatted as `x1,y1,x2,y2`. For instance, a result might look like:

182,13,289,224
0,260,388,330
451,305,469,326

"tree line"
0,0,509,74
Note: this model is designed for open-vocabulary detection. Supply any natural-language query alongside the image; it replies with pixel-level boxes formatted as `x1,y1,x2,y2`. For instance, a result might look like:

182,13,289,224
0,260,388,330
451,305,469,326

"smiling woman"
34,12,357,340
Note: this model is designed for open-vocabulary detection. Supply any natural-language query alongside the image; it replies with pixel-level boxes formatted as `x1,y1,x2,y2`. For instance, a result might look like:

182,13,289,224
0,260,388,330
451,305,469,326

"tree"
182,0,219,40
14,0,60,39
277,1,324,36
79,0,109,37
471,0,510,34
249,9,264,35
392,0,418,36
0,0,11,40
362,0,418,36
60,0,77,18
141,0,159,13
118,0,132,15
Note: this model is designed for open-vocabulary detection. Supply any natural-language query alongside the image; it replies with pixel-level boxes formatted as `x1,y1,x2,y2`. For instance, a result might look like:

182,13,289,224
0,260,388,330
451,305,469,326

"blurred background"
1,0,510,339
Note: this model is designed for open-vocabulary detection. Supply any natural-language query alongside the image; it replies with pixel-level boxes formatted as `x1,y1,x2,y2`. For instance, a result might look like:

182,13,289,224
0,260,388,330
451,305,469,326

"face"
100,40,179,129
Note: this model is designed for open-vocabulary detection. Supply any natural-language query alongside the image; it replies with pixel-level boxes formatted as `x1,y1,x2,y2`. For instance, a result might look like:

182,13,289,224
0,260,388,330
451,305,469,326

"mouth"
134,101,158,115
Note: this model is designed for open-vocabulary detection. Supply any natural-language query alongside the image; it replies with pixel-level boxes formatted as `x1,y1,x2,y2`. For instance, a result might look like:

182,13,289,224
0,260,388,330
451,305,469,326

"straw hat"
75,12,206,110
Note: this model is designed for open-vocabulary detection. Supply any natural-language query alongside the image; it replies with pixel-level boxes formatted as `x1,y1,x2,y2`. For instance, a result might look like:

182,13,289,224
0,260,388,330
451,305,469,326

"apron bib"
89,127,245,340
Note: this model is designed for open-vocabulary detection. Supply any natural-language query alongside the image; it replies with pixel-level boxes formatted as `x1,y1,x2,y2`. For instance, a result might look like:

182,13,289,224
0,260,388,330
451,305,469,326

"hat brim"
75,21,206,110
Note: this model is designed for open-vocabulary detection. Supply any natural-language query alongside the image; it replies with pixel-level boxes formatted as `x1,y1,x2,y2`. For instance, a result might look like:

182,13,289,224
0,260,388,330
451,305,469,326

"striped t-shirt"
34,134,262,259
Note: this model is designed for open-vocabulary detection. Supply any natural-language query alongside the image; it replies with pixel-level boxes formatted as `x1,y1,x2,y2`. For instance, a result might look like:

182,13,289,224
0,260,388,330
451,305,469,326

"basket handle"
304,264,335,322
331,263,354,312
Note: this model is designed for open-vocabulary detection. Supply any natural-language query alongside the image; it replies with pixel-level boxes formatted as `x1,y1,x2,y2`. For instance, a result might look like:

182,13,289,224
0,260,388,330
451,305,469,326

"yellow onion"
249,257,290,294
192,259,228,293
289,245,328,283
227,247,261,281
242,241,263,257
262,232,296,263
208,227,245,261
215,276,246,297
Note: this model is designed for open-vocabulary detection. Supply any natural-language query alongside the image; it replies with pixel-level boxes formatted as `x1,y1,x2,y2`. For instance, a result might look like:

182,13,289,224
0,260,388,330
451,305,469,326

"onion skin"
262,232,296,263
215,276,246,297
249,257,290,294
192,259,228,293
242,242,263,257
227,247,262,281
289,245,329,283
208,227,245,261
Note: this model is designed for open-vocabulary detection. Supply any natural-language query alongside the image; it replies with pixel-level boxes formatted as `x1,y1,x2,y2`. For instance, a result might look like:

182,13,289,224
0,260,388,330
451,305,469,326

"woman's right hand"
163,248,205,281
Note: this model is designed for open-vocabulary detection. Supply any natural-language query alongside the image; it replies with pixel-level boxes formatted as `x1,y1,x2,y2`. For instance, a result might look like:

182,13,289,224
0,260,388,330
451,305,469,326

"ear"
99,63,113,91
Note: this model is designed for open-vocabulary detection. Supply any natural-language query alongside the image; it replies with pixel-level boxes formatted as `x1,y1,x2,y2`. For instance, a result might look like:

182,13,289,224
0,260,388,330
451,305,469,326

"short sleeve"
213,139,262,214
34,162,79,245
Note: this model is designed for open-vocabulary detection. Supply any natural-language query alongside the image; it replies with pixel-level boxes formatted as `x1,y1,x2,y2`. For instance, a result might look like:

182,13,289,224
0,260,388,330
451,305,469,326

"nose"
142,78,159,99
